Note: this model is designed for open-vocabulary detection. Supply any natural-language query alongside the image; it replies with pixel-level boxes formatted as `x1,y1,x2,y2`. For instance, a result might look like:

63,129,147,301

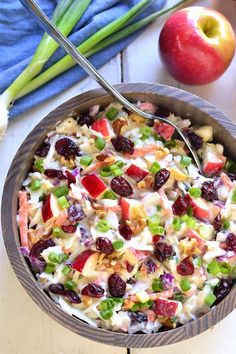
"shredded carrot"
18,191,29,249
126,144,160,158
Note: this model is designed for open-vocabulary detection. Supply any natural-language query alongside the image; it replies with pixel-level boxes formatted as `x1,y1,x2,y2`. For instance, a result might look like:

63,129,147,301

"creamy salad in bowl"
18,101,235,334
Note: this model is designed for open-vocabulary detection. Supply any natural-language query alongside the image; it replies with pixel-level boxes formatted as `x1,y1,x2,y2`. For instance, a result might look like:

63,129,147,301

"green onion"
232,189,236,203
100,166,112,177
131,303,140,312
225,159,236,173
148,214,161,235
48,252,60,264
110,164,123,176
62,265,71,276
149,162,161,174
112,239,124,251
180,279,191,292
52,227,63,237
111,297,124,304
53,185,69,198
100,298,115,310
204,293,216,307
139,299,153,309
164,140,176,148
115,160,125,168
80,155,93,166
34,159,44,173
58,196,70,209
173,293,184,302
207,259,220,275
96,219,110,233
196,257,202,267
30,179,41,191
223,220,230,229
100,309,113,320
152,278,163,292
95,137,106,151
154,226,165,235
102,190,117,200
173,218,181,231
219,262,231,274
189,187,202,198
64,280,76,290
106,107,119,121
45,263,56,274
139,126,152,140
58,253,69,264
156,205,162,212
180,156,192,167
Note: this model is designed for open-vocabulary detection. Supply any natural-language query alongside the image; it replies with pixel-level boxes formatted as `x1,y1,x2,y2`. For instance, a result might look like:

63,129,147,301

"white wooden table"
0,1,236,353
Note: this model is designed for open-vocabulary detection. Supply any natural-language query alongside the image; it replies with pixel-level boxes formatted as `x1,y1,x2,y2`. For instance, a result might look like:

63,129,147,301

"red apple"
120,197,147,220
91,118,110,137
154,122,175,140
42,194,60,223
202,144,226,176
81,174,107,199
153,298,180,317
71,250,99,276
125,164,149,182
159,7,235,85
191,197,210,220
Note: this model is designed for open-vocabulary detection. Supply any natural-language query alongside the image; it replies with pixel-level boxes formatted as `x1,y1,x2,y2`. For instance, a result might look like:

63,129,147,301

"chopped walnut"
129,113,146,123
179,238,201,257
56,117,78,135
59,156,76,169
137,175,154,189
81,296,93,307
112,117,128,134
126,218,147,235
155,147,169,160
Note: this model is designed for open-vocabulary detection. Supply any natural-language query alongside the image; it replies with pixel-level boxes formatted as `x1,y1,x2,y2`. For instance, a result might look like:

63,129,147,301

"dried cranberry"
78,115,94,127
143,258,157,274
108,273,126,297
29,239,55,261
111,176,133,197
225,233,236,252
96,237,114,255
68,204,85,222
55,137,80,158
111,135,134,155
35,142,50,157
213,214,222,232
153,235,161,244
201,181,218,202
119,224,132,240
48,283,65,295
185,130,203,150
61,225,77,233
64,290,81,304
129,311,148,324
154,242,174,262
177,256,194,276
81,283,104,298
172,196,188,216
153,169,170,191
44,169,66,179
64,170,76,186
213,279,233,304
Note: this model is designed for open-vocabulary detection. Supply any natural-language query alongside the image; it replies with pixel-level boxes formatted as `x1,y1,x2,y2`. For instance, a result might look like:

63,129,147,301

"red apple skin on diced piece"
154,122,175,140
81,174,107,199
125,164,148,182
203,160,225,175
153,298,179,317
202,143,226,176
91,118,110,137
71,250,99,276
42,194,60,223
191,198,210,220
120,197,147,220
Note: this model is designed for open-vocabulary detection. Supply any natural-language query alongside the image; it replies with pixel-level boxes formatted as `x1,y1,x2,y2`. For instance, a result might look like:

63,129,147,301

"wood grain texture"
2,83,236,348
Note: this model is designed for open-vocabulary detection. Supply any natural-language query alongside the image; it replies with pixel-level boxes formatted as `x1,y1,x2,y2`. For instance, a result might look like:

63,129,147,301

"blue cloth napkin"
0,0,166,118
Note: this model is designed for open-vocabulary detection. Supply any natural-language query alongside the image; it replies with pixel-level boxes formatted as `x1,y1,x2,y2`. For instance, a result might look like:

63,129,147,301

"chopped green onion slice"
64,280,76,290
95,137,106,151
139,299,153,309
53,185,69,198
112,168,123,176
152,278,163,292
164,140,176,148
173,218,181,231
232,189,236,203
58,196,70,209
80,155,93,166
225,159,236,173
112,239,124,250
45,263,56,274
189,187,202,198
30,179,41,191
115,160,125,168
148,214,161,225
110,297,124,304
131,303,140,312
207,259,220,275
204,293,216,307
102,190,117,200
180,156,192,167
180,279,191,292
58,253,69,264
219,262,231,274
223,220,230,230
154,226,165,235
149,161,161,174
173,293,184,302
156,205,162,212
196,257,202,267
139,126,152,140
48,252,59,264
52,227,63,237
100,309,113,320
100,168,112,177
100,298,115,311
34,159,45,172
106,107,119,121
96,219,110,233
62,265,71,276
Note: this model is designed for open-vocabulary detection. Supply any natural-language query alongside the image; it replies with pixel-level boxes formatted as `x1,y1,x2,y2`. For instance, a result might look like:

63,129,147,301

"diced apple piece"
42,194,60,223
120,197,147,220
169,167,187,181
71,250,99,276
191,197,210,220
81,174,107,199
186,229,206,253
136,291,150,303
154,122,175,140
91,118,110,137
153,298,181,317
125,164,148,182
194,126,213,142
203,143,226,176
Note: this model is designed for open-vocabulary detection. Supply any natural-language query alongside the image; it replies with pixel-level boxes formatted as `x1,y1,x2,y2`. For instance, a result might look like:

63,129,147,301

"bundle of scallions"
0,0,190,139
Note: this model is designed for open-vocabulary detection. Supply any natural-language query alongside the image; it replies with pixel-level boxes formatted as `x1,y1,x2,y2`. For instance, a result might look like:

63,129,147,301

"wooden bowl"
2,83,236,348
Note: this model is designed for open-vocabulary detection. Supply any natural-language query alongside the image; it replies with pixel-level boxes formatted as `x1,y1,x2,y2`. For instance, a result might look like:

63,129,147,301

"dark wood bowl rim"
2,83,236,348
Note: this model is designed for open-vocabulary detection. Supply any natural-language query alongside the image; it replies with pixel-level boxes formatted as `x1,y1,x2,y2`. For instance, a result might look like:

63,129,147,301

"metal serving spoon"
20,0,202,173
